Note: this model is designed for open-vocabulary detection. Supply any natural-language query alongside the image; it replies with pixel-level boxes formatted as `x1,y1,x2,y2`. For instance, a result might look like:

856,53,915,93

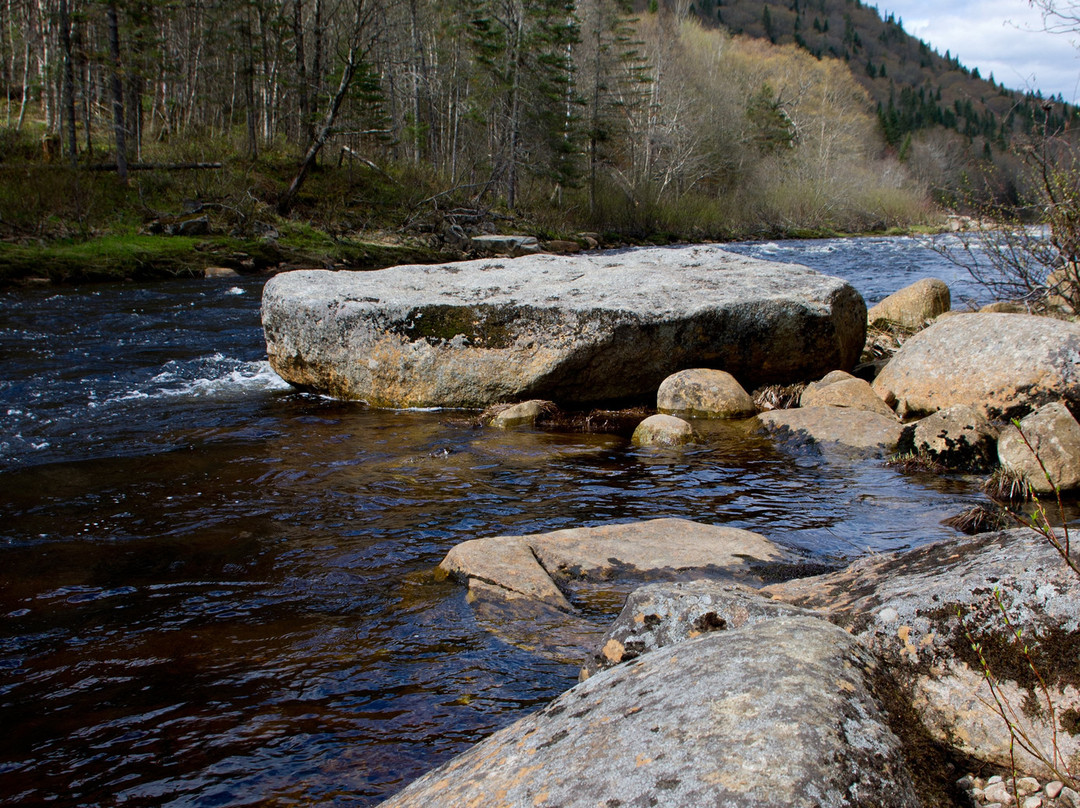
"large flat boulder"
378,617,922,808
262,246,867,407
762,528,1080,778
439,518,789,610
872,313,1080,420
437,518,792,658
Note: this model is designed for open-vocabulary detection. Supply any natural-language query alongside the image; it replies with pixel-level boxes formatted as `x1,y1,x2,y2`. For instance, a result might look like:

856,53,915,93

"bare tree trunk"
75,17,92,153
58,0,77,166
37,0,52,130
241,4,258,159
291,0,310,143
312,0,322,99
15,3,31,130
278,0,370,215
106,1,127,182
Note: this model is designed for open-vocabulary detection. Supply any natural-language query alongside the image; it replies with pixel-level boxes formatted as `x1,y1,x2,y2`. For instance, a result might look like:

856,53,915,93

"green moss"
0,235,206,284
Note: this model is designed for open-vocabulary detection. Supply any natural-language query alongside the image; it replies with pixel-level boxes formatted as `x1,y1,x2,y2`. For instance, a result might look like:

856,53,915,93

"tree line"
0,0,928,234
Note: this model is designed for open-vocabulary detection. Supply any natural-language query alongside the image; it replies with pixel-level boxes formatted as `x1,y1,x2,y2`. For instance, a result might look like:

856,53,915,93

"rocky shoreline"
260,247,1080,806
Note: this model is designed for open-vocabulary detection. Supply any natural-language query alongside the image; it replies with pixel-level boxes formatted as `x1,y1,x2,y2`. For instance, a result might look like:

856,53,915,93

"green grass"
0,235,207,284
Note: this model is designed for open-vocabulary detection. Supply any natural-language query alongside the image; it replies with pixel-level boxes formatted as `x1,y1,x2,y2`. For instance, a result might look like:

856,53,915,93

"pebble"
1018,779,1042,797
983,781,1016,805
961,772,1080,808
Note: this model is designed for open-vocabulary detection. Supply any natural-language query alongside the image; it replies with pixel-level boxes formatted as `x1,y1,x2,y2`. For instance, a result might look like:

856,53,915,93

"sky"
877,1,1080,103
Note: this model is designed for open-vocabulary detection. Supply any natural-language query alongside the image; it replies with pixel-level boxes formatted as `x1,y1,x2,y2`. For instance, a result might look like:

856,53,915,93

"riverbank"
0,230,457,286
0,129,941,288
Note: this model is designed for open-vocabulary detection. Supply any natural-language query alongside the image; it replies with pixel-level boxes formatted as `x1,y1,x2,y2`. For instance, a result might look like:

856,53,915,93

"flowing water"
1,237,996,807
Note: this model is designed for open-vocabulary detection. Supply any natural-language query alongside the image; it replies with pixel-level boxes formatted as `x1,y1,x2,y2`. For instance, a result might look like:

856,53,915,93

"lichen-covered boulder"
867,278,951,329
580,580,814,679
631,413,695,446
262,246,867,408
757,406,904,457
378,617,923,808
899,404,999,471
872,313,1080,420
762,528,1080,778
656,368,757,418
998,401,1080,493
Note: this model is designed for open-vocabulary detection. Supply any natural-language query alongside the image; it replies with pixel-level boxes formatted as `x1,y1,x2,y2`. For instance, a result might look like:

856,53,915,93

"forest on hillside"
0,0,1073,270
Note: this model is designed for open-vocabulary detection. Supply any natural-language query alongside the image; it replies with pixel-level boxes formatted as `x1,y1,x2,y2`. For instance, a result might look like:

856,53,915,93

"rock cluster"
961,773,1080,808
310,266,1080,808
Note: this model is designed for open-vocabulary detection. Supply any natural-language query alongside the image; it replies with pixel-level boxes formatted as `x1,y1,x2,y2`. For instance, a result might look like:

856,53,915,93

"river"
0,236,995,807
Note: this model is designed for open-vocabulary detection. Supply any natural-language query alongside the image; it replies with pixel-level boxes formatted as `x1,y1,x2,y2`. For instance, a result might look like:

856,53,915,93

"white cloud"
879,1,1080,102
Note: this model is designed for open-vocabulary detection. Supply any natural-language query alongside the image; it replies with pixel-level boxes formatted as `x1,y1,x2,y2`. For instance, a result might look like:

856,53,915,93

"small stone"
488,399,552,428
1017,778,1041,797
1045,782,1064,800
1022,797,1043,808
631,414,695,447
989,776,1005,785
974,778,987,790
984,781,1015,806
1058,786,1080,808
879,606,900,624
957,774,975,791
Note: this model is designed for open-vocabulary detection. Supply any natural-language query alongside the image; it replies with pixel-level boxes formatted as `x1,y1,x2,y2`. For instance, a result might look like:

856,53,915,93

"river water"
1,237,995,807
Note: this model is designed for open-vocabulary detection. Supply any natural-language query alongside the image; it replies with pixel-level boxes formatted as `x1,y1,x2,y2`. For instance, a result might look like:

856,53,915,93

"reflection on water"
0,238,998,806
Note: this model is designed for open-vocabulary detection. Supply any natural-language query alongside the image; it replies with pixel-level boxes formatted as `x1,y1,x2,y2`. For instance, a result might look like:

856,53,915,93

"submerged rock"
631,413,695,446
262,246,867,408
763,528,1080,778
378,616,923,808
439,518,787,614
486,399,552,428
872,313,1080,420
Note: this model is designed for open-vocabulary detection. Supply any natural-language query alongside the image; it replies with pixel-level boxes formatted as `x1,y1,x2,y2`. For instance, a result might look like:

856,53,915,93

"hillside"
695,0,1075,149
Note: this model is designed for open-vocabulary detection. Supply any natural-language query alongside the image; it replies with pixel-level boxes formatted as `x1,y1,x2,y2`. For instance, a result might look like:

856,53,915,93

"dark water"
0,237,994,807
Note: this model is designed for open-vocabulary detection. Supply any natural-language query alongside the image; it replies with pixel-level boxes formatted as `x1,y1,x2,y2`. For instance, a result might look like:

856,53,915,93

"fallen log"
85,161,223,171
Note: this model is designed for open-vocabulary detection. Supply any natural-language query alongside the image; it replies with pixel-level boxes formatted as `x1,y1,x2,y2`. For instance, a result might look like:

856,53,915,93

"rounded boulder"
656,368,756,418
998,401,1080,493
632,414,695,447
872,313,1080,420
867,278,951,329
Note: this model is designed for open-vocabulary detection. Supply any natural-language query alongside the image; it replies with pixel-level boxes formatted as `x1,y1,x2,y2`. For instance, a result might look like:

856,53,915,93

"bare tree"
278,0,377,214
